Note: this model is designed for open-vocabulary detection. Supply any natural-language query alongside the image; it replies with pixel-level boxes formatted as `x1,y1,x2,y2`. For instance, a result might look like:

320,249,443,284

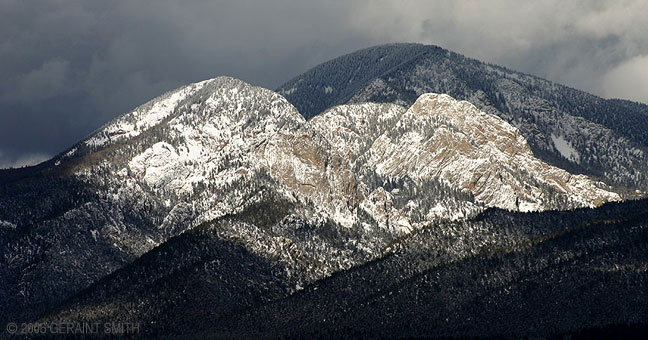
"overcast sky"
1,0,647,168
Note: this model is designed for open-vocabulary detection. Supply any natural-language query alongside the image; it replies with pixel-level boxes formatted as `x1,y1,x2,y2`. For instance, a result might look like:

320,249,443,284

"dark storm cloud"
0,0,375,167
1,0,647,167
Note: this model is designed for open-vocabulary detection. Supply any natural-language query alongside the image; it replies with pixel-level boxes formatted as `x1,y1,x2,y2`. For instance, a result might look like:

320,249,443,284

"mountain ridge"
278,43,648,191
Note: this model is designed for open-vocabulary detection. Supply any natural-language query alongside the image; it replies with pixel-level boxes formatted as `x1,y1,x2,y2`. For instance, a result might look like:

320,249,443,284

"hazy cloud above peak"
347,0,648,99
1,0,646,167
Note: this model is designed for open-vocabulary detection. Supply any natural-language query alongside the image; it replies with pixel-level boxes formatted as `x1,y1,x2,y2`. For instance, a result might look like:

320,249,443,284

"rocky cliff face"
364,93,619,211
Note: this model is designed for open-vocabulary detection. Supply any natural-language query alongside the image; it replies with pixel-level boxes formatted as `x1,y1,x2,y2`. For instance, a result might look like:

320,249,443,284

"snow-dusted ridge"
60,77,620,220
38,78,623,269
84,79,215,149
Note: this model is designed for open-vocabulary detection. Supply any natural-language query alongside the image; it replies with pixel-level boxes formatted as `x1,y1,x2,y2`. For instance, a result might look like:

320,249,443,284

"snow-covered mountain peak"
82,77,218,149
54,76,305,166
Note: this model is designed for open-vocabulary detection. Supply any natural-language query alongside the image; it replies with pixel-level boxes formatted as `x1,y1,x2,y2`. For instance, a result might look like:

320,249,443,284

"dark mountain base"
31,199,648,339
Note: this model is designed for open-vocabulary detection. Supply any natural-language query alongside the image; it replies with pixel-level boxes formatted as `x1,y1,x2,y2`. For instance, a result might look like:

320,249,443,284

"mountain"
1,51,646,338
0,75,620,325
277,43,648,191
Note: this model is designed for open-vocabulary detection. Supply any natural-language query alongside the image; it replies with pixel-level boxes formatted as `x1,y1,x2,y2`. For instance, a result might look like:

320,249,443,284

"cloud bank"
1,0,646,167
